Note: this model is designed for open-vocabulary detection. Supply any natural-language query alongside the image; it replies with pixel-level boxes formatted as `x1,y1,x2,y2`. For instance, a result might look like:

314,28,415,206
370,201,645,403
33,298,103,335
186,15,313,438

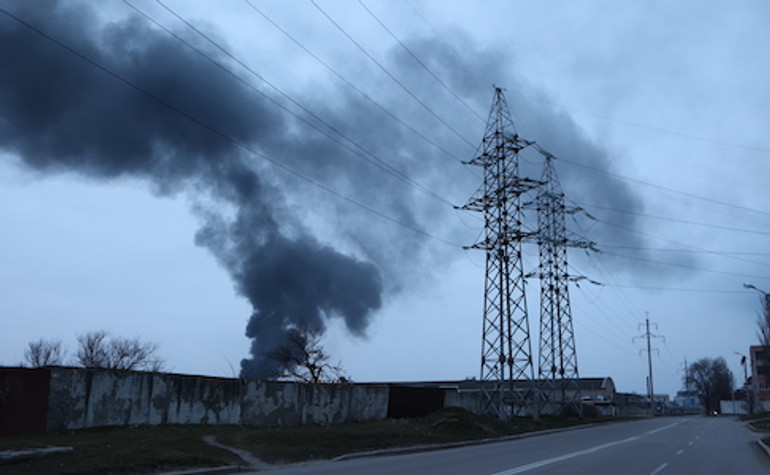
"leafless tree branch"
23,339,65,367
268,326,346,384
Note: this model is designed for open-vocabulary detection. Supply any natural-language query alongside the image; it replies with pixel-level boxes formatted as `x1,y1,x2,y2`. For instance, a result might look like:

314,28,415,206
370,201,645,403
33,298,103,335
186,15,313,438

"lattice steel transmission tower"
459,88,540,419
531,149,593,415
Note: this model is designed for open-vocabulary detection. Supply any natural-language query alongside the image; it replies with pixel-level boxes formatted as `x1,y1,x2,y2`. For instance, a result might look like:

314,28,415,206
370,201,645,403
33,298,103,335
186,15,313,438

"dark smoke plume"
0,1,382,378
0,2,666,379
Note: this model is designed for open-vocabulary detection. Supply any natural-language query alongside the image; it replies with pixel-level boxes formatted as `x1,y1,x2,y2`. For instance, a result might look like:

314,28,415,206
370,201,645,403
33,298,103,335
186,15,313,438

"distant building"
673,390,700,413
750,345,770,410
366,377,617,417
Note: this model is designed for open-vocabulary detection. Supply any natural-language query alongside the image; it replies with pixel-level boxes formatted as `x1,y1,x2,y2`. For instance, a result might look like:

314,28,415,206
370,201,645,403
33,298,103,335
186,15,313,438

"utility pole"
682,357,691,390
634,315,664,416
735,350,752,415
529,148,594,416
458,87,540,420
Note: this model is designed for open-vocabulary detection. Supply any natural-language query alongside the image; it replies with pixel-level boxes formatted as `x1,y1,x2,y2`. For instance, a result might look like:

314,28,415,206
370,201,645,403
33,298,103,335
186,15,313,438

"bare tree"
107,336,162,371
75,331,165,371
23,338,65,367
75,330,110,368
688,357,734,413
268,326,346,384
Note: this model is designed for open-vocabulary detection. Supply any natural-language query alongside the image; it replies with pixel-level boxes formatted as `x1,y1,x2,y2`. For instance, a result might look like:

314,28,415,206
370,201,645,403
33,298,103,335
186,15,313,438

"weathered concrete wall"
241,381,389,426
42,368,388,432
720,400,749,415
444,390,485,415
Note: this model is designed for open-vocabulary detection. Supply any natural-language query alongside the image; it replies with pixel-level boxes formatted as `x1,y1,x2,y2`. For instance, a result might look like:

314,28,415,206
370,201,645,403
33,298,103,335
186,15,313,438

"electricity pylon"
634,315,664,416
531,149,593,415
458,88,540,419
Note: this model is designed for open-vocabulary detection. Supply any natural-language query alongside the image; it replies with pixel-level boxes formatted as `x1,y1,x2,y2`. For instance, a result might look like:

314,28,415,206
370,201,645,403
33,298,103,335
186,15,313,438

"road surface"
249,416,770,474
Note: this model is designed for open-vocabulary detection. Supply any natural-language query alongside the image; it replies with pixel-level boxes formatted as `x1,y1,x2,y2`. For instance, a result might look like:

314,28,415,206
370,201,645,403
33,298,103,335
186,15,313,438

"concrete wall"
720,400,749,415
42,368,389,432
444,390,485,415
0,367,389,434
754,399,770,413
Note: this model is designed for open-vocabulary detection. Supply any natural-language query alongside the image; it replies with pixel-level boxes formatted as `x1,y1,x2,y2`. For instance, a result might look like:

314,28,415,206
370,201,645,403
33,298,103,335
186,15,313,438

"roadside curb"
746,419,770,460
0,446,73,463
757,438,770,459
158,422,607,473
156,466,243,475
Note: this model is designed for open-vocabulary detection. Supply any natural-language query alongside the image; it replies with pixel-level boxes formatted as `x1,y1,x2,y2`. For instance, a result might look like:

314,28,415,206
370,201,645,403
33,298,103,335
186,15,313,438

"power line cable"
132,0,447,205
603,284,751,294
358,0,486,123
407,2,770,156
597,244,770,270
573,319,638,358
599,245,770,257
601,250,770,281
573,288,636,339
0,4,462,249
242,0,473,169
581,254,645,325
591,217,770,271
403,0,491,88
559,158,770,219
578,201,770,238
532,98,770,156
310,0,477,149
152,0,454,207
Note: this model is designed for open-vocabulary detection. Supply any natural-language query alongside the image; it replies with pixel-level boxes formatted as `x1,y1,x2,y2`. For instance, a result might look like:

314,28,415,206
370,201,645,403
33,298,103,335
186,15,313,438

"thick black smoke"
0,1,381,378
0,1,672,379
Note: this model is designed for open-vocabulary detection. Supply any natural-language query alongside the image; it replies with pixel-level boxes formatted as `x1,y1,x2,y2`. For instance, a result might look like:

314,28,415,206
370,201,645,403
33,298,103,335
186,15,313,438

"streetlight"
744,283,768,293
743,283,770,307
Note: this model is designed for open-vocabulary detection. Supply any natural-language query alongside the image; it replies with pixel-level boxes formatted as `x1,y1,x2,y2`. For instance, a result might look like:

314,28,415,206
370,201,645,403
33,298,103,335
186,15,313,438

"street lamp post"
744,283,770,309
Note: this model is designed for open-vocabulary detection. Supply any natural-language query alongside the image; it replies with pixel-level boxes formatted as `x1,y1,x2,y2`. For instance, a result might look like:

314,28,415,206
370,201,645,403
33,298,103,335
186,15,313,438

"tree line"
21,325,345,383
22,330,165,372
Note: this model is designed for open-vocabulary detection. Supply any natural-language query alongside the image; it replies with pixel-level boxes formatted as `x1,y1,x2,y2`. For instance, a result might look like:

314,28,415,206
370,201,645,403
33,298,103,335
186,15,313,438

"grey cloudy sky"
1,0,768,397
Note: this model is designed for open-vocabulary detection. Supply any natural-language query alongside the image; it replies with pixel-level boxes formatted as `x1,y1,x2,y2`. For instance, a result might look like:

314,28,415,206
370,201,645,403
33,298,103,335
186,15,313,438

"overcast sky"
1,0,769,398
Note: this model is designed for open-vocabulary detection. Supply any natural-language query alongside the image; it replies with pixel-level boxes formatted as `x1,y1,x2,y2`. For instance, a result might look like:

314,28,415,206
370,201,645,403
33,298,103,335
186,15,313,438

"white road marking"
676,449,684,455
688,442,693,446
489,436,639,475
650,462,669,475
646,421,683,436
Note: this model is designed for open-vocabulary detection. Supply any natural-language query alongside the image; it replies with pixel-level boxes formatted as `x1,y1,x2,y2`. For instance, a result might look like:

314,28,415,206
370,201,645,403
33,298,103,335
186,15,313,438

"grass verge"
216,407,601,463
0,425,242,475
0,408,610,474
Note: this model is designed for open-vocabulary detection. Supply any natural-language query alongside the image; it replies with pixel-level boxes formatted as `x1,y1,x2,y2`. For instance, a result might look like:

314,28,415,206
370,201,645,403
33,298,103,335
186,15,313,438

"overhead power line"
578,209,770,269
601,250,770,282
0,4,462,248
242,0,471,168
357,0,486,123
310,0,477,149
151,0,454,207
406,2,770,156
604,284,754,294
559,157,770,219
600,245,770,257
578,201,770,238
403,0,492,89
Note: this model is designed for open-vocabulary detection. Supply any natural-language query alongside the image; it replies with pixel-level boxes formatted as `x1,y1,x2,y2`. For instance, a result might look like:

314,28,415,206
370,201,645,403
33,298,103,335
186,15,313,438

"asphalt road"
250,416,770,474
